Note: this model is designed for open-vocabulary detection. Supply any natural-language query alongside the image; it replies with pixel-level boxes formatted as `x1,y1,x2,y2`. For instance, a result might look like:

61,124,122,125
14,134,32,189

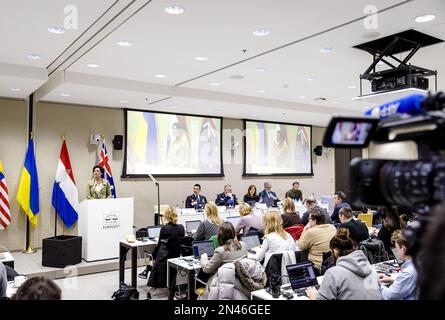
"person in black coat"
139,206,185,286
185,184,208,209
338,207,369,245
243,184,259,204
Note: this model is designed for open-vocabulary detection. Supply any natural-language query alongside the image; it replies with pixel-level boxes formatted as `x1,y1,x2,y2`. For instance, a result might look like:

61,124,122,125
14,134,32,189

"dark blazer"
148,223,185,288
339,219,369,244
258,190,278,201
243,194,259,203
185,194,207,208
331,202,351,224
215,192,238,207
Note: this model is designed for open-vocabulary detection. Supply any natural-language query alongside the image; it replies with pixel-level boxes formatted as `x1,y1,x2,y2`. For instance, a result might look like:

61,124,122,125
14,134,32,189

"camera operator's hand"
378,273,394,285
306,286,318,300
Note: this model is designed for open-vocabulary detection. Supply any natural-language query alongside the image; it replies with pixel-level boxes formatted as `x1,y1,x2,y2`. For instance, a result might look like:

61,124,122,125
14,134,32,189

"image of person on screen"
332,122,361,144
185,184,208,209
166,122,190,167
215,185,238,207
199,119,220,173
274,127,289,167
294,127,311,172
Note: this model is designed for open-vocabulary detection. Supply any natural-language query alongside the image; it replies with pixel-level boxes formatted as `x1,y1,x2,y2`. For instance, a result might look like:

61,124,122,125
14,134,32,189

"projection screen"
243,120,313,176
124,110,223,177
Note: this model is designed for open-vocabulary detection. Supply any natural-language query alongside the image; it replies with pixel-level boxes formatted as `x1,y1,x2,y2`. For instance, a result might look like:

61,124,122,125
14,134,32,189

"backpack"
358,238,389,264
111,283,139,300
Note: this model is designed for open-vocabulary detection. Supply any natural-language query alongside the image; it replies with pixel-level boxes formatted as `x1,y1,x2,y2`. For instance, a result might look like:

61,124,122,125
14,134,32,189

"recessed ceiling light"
10,88,21,92
119,100,128,103
209,82,220,86
230,75,244,80
86,63,99,68
297,95,306,99
165,4,185,14
249,113,258,117
194,56,208,61
117,40,133,47
60,93,70,97
415,14,435,23
48,27,66,34
314,97,327,102
257,89,267,93
347,85,357,89
252,28,270,37
256,67,268,73
26,53,42,60
155,74,167,78
320,47,334,53
306,77,317,81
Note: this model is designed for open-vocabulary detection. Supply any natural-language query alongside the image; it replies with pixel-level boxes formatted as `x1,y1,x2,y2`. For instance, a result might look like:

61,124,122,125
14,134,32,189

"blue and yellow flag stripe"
16,138,39,227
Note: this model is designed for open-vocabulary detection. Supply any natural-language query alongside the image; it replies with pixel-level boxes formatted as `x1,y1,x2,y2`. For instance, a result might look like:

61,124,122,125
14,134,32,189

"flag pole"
23,95,36,254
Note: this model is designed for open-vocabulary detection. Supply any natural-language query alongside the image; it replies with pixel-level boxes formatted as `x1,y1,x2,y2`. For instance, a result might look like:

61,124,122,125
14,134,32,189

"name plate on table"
181,208,196,215
217,206,227,212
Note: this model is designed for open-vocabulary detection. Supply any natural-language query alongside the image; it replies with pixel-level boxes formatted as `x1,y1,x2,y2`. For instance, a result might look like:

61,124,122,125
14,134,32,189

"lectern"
78,198,133,262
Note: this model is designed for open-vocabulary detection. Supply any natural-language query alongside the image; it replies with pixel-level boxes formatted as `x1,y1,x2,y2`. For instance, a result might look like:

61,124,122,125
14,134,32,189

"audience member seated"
254,211,295,267
301,196,332,225
185,184,207,209
11,277,61,300
339,207,369,245
215,185,238,207
379,230,418,300
200,222,265,300
243,184,259,204
201,222,248,274
235,202,263,236
281,197,302,228
193,202,223,241
375,206,407,256
330,191,351,224
140,206,185,284
298,209,337,271
0,262,6,299
258,181,278,203
306,228,381,300
284,181,303,201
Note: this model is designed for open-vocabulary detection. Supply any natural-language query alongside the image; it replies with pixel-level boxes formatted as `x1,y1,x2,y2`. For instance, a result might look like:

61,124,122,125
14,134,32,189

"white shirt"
255,232,296,267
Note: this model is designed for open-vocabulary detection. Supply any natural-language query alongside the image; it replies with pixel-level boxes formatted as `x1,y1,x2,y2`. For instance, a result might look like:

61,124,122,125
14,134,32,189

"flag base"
22,246,36,254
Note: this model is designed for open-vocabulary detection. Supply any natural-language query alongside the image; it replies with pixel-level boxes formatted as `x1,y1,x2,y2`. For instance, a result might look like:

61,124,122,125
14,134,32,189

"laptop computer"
286,261,319,295
227,216,241,227
147,226,162,240
185,220,201,235
240,234,260,253
263,197,278,208
192,240,215,259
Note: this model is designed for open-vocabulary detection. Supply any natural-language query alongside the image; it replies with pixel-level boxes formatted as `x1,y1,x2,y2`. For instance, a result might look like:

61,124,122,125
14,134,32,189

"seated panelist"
258,181,278,202
215,184,238,207
185,184,208,209
86,165,111,199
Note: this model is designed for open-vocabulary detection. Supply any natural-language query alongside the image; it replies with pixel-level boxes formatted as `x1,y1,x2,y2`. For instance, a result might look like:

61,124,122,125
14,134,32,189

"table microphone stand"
147,172,160,225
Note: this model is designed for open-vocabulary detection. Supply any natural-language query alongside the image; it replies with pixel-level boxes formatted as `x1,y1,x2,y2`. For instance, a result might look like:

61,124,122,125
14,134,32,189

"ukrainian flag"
17,138,39,227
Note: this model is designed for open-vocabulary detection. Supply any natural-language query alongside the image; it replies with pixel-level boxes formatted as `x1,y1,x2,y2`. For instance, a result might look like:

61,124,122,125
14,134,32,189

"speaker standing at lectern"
86,165,112,199
185,184,208,209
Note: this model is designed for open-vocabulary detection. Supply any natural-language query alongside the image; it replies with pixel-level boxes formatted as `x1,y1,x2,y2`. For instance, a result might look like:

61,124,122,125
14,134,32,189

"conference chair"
357,213,373,228
284,225,305,241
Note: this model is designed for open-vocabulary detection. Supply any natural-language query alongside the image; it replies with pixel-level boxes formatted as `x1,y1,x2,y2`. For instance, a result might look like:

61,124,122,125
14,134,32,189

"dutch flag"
52,140,79,228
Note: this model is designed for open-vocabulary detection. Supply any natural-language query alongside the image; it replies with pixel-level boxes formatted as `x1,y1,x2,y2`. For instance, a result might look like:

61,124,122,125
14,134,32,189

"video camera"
322,92,445,256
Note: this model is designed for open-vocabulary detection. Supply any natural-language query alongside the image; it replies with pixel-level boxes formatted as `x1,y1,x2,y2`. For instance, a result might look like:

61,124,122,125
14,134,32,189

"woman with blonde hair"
254,211,295,266
281,197,302,228
193,202,224,241
235,202,264,235
141,206,185,284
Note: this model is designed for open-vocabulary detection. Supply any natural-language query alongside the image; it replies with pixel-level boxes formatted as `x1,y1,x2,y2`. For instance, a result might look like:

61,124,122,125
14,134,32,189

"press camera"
323,92,445,256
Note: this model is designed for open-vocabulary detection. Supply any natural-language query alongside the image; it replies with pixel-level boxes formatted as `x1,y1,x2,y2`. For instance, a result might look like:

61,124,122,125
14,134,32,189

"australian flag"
98,141,116,198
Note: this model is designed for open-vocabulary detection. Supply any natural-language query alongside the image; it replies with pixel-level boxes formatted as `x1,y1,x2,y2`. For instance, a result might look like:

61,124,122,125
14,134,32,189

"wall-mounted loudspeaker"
113,135,123,150
313,145,323,156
